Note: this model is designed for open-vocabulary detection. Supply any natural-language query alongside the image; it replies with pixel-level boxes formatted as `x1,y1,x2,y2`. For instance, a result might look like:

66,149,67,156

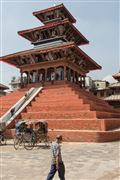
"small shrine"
105,70,120,108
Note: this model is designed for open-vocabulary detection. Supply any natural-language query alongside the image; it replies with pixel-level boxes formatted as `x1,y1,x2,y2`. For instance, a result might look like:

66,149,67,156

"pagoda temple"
0,4,120,142
1,4,101,88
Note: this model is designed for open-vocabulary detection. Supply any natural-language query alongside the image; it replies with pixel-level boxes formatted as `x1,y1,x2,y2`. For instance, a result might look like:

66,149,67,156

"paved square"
0,141,120,180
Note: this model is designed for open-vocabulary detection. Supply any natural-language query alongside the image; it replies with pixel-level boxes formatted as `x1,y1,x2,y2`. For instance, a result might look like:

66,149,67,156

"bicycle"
0,133,7,145
14,131,35,150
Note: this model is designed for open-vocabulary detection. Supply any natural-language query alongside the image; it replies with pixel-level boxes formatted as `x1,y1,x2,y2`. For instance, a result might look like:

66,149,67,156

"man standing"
46,135,65,180
51,72,55,85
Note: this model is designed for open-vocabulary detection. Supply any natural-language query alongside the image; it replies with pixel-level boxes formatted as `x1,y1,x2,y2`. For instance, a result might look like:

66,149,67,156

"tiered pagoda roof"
18,19,89,46
0,4,101,74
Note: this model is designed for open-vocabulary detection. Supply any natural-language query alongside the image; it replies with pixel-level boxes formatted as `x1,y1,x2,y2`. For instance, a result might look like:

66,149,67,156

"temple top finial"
53,0,57,6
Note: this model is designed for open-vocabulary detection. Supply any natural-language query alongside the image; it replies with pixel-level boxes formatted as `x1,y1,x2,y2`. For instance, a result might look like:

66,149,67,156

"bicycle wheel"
24,133,35,150
44,135,50,147
14,137,20,150
0,135,7,145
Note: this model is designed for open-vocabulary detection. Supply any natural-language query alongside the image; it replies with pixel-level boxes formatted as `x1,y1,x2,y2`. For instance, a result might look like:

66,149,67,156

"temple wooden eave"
33,3,76,24
0,42,101,71
0,43,74,60
18,20,89,45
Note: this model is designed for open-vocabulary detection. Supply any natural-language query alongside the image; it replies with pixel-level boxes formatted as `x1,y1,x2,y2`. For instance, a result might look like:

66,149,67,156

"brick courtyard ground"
0,140,120,180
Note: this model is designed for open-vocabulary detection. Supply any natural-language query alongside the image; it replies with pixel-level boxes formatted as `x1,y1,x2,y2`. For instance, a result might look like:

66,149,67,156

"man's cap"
56,135,63,140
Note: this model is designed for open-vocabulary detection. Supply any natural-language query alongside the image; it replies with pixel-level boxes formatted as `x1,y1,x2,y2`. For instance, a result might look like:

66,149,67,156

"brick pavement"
0,141,120,180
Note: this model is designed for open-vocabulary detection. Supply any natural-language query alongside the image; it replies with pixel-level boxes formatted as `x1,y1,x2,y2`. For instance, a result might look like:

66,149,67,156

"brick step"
40,89,75,94
90,105,117,113
0,101,17,106
75,91,110,105
26,104,91,111
1,99,22,103
44,84,71,89
38,92,108,104
0,92,25,98
0,96,24,101
46,119,103,130
44,86,72,91
38,93,78,98
31,101,84,106
96,111,120,118
21,111,120,119
46,119,120,131
21,111,97,119
0,109,8,114
34,98,108,107
80,96,109,105
0,104,13,109
48,129,120,142
35,96,80,102
102,119,120,130
0,107,10,111
83,100,110,109
27,104,118,113
0,112,5,116
38,96,110,108
5,128,120,142
41,89,74,95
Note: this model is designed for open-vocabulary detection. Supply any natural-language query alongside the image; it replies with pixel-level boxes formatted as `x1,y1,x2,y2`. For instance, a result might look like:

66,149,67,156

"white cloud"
102,75,117,83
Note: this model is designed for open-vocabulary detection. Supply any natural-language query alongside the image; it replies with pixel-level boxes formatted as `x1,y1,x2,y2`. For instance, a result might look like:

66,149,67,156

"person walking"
51,72,55,85
46,135,65,180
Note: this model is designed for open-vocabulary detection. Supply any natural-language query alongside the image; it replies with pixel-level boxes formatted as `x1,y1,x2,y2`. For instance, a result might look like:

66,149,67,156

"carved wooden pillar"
64,65,66,80
80,75,82,88
45,68,47,82
27,71,30,84
76,72,79,84
83,76,86,88
54,67,56,81
20,70,23,88
36,69,39,83
73,70,75,83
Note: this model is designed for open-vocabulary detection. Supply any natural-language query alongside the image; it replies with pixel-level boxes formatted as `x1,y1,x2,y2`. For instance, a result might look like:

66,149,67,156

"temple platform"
2,81,120,142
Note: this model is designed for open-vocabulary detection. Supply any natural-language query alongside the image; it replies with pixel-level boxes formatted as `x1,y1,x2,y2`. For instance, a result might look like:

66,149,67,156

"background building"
0,83,9,96
10,77,21,90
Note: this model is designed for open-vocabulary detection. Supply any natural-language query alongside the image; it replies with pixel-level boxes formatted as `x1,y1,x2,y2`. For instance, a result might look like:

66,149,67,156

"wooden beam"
64,26,71,36
67,31,75,40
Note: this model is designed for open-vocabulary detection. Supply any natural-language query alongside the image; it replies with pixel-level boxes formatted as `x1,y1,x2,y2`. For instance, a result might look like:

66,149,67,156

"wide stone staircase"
17,81,120,142
0,90,27,117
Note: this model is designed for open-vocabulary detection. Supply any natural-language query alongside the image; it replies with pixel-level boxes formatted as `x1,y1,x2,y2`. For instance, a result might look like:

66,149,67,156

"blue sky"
0,0,119,86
